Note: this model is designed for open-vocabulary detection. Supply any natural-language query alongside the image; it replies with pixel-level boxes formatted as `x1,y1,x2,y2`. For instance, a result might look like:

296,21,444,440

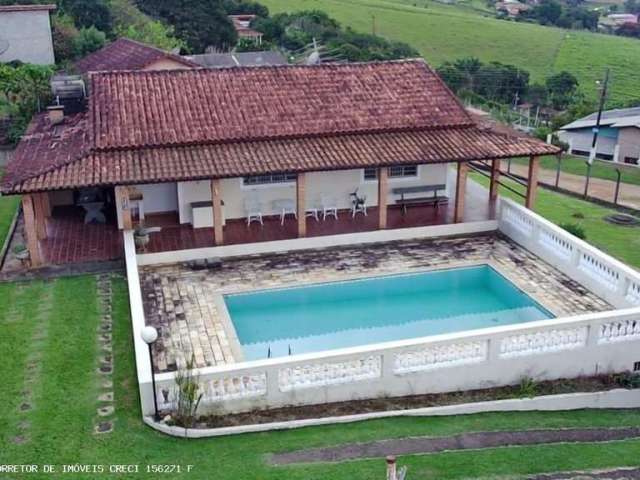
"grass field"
261,0,640,104
471,174,640,267
512,155,640,186
1,275,640,479
0,168,20,250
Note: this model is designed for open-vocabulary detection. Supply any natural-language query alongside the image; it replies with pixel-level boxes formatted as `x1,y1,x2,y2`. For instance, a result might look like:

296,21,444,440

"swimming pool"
224,265,553,360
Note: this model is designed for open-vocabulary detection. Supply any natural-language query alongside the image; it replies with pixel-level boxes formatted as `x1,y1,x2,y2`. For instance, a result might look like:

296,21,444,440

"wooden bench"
392,184,448,214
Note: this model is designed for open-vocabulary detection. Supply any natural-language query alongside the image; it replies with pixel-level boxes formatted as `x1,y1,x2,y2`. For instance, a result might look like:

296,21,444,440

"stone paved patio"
139,233,610,373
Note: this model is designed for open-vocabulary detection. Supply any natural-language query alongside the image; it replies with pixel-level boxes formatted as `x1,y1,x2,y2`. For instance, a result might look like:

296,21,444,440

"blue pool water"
224,265,553,360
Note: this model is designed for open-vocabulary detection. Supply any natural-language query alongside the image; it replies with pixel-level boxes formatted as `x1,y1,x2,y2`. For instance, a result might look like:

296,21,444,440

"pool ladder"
267,344,292,358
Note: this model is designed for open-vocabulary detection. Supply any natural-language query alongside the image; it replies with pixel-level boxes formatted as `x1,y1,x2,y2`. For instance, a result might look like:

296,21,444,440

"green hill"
261,0,640,104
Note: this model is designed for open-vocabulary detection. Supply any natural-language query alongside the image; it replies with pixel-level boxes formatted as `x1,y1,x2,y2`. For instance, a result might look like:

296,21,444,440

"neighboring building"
599,13,638,30
0,4,56,65
496,0,530,17
1,60,557,267
229,15,263,44
184,51,287,68
73,38,198,74
558,107,640,165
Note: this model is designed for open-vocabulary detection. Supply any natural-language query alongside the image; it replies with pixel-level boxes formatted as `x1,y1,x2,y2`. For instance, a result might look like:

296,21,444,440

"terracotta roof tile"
89,60,474,150
74,38,197,75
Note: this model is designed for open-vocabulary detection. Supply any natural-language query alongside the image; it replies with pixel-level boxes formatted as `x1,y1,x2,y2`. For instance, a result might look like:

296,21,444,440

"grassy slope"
472,173,640,267
1,275,640,479
261,0,640,103
0,168,20,250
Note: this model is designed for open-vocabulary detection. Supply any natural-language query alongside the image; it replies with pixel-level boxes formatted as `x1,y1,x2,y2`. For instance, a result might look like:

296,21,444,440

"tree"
117,22,186,51
546,71,579,109
624,0,640,14
62,0,113,34
533,0,563,24
51,13,80,63
136,0,237,53
74,26,107,56
222,0,268,17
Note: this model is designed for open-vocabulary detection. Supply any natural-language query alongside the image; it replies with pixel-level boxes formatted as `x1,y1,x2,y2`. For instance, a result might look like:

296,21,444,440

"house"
229,14,263,44
184,51,287,68
73,37,198,74
0,4,56,65
558,106,640,165
496,0,530,17
1,59,558,268
599,13,638,30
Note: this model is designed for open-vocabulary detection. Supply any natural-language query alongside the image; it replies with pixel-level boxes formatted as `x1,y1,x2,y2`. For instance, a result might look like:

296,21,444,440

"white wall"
137,182,178,214
561,130,617,157
0,10,55,64
176,164,449,224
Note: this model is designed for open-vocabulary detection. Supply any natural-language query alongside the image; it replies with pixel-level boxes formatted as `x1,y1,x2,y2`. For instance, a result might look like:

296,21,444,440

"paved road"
507,163,640,210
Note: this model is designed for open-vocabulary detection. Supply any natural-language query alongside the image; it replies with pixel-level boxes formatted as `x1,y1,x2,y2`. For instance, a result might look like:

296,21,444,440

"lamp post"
141,325,160,421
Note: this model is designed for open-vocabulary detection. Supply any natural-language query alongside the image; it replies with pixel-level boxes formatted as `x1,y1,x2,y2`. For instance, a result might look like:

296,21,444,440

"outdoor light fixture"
140,325,160,421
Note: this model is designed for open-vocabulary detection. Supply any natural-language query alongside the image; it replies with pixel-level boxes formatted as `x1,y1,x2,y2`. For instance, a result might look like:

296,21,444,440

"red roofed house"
1,59,558,267
74,37,198,74
229,15,263,44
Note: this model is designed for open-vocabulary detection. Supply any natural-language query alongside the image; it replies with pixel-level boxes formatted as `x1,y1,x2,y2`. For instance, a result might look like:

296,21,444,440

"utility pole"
584,68,610,198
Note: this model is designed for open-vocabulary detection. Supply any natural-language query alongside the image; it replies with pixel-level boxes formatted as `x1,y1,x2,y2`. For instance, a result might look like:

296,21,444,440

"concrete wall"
0,10,55,65
618,127,640,164
174,164,449,225
561,129,617,158
137,182,178,214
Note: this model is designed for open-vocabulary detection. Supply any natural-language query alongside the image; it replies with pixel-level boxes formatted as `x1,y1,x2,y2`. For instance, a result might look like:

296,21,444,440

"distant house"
184,51,287,68
73,38,198,74
229,15,263,44
558,106,640,165
495,0,530,17
0,4,56,65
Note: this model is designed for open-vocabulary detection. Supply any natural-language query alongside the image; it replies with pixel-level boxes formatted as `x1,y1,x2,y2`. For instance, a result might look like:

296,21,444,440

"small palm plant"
173,354,203,429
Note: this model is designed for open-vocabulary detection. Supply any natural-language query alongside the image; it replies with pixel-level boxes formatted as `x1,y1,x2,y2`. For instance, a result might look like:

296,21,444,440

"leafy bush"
517,376,537,397
52,13,80,64
611,371,640,389
560,222,586,240
74,26,107,57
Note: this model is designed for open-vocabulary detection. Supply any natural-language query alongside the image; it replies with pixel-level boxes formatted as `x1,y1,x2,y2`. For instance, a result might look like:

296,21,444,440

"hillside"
261,0,640,104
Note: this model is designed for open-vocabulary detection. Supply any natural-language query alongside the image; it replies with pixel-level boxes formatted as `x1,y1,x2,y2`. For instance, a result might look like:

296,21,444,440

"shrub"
74,26,106,57
560,222,586,240
611,371,640,389
172,354,203,428
517,376,537,397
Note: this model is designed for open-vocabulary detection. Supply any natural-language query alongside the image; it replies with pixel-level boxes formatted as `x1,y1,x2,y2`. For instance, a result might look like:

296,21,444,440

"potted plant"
133,224,161,251
12,244,30,266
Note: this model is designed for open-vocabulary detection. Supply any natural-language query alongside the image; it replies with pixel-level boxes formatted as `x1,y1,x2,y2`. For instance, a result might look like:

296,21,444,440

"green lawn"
472,173,640,267
511,155,640,186
1,275,640,479
0,167,20,250
261,0,640,104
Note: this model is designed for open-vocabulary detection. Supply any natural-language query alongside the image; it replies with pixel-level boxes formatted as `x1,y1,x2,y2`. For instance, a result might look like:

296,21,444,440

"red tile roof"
1,59,560,194
90,60,474,150
74,38,197,75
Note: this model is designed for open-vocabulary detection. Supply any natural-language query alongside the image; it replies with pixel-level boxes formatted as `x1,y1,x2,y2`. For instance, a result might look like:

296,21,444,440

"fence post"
555,154,562,188
386,456,397,480
614,169,622,205
583,161,592,199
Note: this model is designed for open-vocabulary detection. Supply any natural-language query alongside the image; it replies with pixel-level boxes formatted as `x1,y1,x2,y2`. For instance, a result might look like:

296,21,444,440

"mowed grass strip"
261,0,640,103
0,167,20,249
2,277,640,478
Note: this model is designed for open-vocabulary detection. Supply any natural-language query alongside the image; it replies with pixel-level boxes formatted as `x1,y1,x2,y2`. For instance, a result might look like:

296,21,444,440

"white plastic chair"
321,195,338,220
244,198,263,226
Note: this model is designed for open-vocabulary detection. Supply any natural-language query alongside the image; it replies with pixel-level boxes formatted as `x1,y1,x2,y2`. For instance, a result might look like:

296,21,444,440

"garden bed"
166,373,640,429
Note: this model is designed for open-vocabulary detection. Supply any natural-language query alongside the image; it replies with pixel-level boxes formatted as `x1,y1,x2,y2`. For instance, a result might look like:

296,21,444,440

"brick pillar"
211,178,224,246
525,155,540,210
489,159,501,202
378,167,388,229
22,194,43,267
296,173,306,238
454,162,468,223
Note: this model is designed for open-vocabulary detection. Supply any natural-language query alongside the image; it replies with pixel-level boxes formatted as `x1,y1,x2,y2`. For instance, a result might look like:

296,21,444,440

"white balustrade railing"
279,356,381,392
498,198,640,308
599,319,640,344
394,341,488,374
499,327,588,358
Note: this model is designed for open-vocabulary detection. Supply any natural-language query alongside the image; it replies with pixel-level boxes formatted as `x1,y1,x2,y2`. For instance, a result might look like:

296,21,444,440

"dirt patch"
175,374,639,429
269,427,640,464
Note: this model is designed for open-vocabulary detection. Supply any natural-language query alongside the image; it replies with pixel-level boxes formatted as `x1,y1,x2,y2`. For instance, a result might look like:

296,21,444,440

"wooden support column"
211,179,224,246
22,194,43,267
489,159,501,202
115,186,132,230
525,155,540,210
33,193,48,240
296,173,306,238
378,167,388,229
454,162,468,223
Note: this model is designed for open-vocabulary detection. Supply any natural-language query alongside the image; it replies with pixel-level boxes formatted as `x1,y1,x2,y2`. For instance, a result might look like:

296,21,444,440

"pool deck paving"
139,233,610,373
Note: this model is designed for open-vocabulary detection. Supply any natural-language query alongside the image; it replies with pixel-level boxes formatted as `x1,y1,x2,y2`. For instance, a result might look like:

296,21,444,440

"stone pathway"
269,427,640,465
11,282,53,445
94,274,115,435
140,233,610,372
